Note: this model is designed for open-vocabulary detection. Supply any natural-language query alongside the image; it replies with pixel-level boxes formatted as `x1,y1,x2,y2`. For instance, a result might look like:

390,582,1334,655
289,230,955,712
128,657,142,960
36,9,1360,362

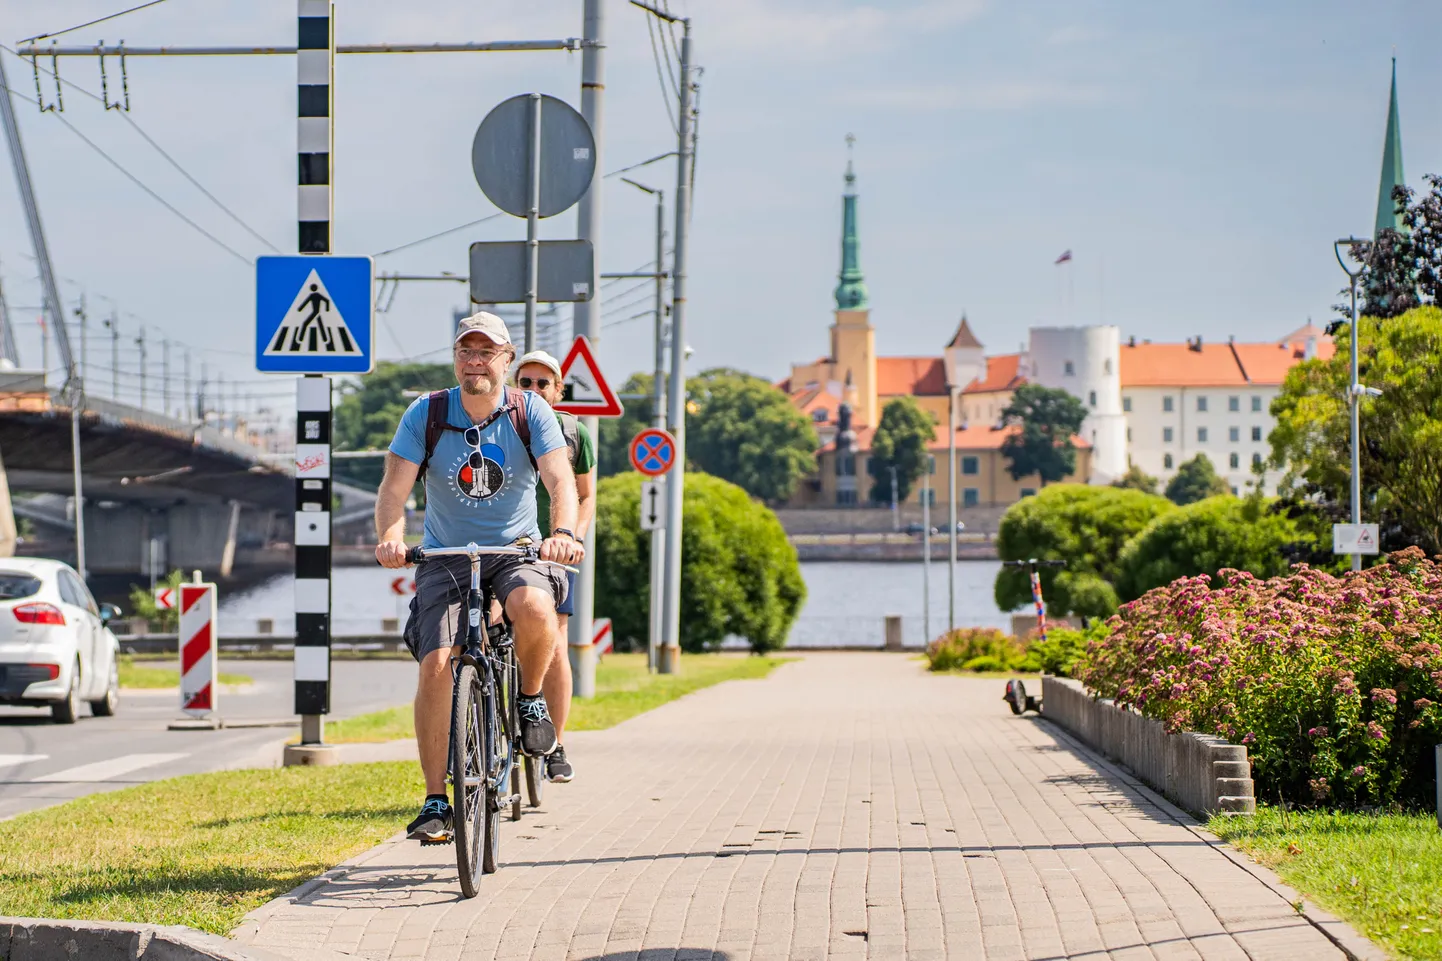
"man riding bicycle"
514,349,597,785
375,311,584,843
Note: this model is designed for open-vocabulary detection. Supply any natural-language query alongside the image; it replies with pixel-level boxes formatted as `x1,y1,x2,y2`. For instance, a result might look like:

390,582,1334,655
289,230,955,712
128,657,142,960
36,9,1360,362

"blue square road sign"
256,255,375,374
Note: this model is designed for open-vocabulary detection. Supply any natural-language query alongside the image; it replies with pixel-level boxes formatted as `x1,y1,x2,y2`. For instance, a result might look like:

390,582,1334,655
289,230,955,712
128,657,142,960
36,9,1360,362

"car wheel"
52,660,80,724
89,656,119,717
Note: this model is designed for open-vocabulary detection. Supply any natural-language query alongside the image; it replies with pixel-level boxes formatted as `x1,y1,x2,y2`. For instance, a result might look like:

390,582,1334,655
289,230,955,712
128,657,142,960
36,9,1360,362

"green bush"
594,471,805,654
961,655,1009,673
1026,624,1105,678
1115,495,1298,602
994,484,1174,617
926,628,1024,672
127,570,185,632
1081,547,1442,809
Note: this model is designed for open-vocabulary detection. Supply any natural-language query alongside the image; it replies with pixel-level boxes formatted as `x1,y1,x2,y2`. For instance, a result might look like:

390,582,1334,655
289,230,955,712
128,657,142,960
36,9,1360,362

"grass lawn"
318,652,791,744
1210,806,1442,961
0,761,422,935
117,655,251,689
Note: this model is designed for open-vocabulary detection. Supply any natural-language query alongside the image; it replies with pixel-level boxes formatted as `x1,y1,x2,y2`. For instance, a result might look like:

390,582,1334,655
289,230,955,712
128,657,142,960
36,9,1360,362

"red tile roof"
963,353,1024,393
877,356,948,396
1121,338,1332,388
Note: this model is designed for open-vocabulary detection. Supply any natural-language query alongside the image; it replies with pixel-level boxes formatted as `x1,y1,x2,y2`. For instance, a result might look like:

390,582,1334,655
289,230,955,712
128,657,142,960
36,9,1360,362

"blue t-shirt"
389,388,566,550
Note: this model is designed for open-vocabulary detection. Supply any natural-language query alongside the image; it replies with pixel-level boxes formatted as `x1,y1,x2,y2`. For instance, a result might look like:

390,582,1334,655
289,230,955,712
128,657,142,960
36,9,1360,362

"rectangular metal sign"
640,479,666,531
256,255,375,374
1332,523,1380,555
469,239,594,304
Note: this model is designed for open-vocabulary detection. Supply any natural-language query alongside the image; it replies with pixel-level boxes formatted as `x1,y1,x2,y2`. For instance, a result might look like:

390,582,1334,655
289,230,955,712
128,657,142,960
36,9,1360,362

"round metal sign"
471,93,597,219
629,428,677,477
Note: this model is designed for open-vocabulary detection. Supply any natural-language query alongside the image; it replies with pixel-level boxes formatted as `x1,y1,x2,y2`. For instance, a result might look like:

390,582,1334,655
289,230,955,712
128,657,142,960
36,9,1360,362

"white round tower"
1026,325,1126,484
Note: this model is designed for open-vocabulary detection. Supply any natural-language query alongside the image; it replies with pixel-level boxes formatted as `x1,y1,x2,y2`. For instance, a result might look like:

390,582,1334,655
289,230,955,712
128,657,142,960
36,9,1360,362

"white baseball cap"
453,310,511,346
515,349,563,382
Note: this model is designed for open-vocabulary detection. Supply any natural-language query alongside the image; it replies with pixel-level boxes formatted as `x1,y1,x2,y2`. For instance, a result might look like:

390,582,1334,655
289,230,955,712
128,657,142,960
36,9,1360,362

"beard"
459,371,497,396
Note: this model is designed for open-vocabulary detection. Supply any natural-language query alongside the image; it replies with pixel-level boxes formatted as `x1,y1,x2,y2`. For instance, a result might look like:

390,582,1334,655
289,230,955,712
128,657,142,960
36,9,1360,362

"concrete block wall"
1041,676,1255,817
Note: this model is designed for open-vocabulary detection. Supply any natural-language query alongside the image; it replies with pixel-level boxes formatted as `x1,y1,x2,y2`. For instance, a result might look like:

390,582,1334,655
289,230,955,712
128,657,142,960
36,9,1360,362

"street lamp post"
1334,238,1380,573
947,387,957,634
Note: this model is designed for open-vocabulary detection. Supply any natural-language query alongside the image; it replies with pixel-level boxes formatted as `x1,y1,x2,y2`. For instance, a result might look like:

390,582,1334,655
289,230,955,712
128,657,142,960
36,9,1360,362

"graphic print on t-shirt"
452,442,509,502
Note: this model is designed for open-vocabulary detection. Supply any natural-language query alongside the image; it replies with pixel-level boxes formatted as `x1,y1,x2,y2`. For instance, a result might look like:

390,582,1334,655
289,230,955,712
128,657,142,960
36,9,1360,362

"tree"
332,361,452,491
1271,305,1442,555
993,484,1174,617
684,369,818,503
594,471,805,653
1111,463,1159,494
1114,495,1298,601
867,397,935,504
1164,453,1229,505
999,384,1087,486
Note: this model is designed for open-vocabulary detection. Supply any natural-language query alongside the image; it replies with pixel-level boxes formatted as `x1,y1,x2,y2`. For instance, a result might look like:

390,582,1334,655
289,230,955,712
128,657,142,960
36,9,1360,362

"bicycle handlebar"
404,543,580,574
1001,558,1067,568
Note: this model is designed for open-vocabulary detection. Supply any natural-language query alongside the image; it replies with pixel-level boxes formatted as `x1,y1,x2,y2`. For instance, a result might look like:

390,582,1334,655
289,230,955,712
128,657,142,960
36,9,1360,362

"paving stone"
235,654,1357,960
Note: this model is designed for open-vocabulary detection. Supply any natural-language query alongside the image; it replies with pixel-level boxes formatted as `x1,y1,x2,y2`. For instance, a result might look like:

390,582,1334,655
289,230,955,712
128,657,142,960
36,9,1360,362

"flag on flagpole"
1054,250,1073,265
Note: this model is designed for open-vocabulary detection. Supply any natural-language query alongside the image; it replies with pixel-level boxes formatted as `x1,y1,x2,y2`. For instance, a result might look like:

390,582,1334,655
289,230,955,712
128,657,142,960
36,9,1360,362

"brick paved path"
235,654,1351,961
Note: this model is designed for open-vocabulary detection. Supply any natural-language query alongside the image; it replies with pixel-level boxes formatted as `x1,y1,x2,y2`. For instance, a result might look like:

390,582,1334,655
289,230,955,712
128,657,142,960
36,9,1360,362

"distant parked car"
0,558,121,723
904,523,939,536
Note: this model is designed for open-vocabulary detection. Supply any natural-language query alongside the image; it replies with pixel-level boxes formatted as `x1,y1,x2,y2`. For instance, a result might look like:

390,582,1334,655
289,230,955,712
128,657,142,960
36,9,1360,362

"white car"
0,558,121,723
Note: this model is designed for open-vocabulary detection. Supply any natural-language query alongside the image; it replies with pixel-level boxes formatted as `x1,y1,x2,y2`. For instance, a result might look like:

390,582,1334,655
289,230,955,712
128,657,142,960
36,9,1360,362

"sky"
0,0,1434,421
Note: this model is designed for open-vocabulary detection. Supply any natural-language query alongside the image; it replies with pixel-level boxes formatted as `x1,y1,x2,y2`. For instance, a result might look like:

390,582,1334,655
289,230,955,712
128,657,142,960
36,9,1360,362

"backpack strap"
557,410,581,467
417,389,451,480
504,386,538,471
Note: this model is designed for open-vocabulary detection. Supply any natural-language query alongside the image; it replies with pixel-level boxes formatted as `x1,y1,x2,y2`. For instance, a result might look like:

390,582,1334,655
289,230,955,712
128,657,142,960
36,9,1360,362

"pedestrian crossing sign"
255,255,374,374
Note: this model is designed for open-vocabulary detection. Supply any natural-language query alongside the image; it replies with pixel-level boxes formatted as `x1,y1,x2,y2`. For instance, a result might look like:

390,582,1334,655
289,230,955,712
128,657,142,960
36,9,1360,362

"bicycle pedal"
493,793,520,810
418,834,454,847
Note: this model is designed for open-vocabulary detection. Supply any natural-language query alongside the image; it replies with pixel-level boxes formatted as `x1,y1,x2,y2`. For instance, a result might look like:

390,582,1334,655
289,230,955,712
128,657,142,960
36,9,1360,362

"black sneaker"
406,797,453,844
518,694,558,757
546,745,574,783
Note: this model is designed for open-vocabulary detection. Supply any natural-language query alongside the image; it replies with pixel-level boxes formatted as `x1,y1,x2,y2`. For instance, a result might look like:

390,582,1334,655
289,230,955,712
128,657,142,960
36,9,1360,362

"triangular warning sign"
554,335,624,417
263,268,362,357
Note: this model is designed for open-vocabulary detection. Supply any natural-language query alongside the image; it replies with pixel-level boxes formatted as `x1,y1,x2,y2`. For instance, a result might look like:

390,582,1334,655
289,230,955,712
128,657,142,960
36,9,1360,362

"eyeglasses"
517,376,553,390
455,346,506,364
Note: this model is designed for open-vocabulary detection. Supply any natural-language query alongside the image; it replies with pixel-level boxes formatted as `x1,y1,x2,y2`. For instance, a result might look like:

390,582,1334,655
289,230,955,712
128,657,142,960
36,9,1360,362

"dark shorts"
402,554,567,663
556,569,577,616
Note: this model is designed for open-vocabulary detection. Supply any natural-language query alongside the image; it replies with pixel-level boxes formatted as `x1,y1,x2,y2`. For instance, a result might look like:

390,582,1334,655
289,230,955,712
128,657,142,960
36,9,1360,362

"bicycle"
401,542,576,899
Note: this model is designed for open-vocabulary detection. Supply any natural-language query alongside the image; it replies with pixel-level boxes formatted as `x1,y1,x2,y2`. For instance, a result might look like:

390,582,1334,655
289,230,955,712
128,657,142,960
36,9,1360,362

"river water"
218,560,1011,649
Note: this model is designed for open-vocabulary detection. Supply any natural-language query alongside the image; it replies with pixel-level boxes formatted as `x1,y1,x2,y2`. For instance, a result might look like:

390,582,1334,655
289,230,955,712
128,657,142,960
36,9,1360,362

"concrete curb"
1036,718,1389,961
0,916,356,961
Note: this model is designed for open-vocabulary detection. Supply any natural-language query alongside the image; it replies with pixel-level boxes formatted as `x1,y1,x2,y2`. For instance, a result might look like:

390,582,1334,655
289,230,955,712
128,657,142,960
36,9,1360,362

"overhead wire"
5,44,282,253
643,12,679,134
19,0,172,44
372,212,507,258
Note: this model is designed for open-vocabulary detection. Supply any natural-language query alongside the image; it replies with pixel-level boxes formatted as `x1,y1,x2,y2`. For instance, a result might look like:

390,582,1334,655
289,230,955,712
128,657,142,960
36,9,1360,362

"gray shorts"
403,554,567,663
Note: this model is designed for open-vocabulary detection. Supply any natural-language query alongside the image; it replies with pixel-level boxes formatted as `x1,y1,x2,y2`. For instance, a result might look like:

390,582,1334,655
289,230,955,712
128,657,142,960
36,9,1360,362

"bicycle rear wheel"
480,661,504,875
450,663,488,899
524,753,545,808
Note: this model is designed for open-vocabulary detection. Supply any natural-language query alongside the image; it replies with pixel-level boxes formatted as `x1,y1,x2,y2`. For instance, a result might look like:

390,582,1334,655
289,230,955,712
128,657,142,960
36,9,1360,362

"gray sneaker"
518,695,558,757
546,745,574,783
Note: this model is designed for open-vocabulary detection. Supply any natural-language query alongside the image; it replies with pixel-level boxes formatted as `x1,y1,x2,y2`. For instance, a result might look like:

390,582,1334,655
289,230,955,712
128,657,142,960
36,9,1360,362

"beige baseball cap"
453,310,511,346
515,349,563,382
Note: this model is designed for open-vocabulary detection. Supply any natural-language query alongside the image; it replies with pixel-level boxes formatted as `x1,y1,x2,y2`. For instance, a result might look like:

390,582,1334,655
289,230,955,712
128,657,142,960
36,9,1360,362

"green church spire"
834,134,869,311
1375,58,1406,236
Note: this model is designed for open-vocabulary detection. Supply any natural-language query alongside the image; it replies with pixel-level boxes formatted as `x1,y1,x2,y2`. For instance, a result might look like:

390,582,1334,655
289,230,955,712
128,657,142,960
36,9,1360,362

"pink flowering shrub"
1079,547,1442,808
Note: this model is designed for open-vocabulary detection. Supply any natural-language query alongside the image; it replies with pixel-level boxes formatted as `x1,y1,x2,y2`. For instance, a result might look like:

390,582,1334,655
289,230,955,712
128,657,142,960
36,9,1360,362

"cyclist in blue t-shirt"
375,311,583,843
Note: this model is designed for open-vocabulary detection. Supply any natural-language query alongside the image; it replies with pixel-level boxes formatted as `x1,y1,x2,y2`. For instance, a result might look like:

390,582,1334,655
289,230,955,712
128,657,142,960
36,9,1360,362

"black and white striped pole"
288,0,335,762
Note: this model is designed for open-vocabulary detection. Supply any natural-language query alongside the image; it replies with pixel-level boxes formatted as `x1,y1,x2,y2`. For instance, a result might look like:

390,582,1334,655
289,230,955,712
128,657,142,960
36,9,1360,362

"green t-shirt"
536,412,596,537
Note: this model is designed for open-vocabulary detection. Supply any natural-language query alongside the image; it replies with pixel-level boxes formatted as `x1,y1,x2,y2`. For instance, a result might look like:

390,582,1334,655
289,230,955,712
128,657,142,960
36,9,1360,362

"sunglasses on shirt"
518,376,553,390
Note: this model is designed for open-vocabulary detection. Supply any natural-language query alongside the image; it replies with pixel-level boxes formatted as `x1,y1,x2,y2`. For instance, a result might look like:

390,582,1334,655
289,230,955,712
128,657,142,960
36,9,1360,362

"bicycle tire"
481,659,503,875
505,652,524,822
524,753,545,808
450,662,487,899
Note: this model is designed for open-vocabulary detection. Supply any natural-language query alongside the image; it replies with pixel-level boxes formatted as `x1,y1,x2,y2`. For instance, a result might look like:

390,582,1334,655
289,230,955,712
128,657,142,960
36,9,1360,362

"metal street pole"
922,458,931,645
890,466,899,531
0,47,84,580
568,0,605,699
135,327,148,410
659,14,693,676
523,93,541,353
162,339,171,417
107,311,119,400
1334,238,1370,573
947,388,957,634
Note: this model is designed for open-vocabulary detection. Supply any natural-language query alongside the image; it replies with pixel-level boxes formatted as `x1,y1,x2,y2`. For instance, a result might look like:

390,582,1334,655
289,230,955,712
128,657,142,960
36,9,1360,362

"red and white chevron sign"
178,582,218,717
592,617,613,655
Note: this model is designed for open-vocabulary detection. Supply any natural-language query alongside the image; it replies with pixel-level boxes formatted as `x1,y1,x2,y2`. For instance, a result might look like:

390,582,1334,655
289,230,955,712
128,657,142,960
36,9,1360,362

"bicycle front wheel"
524,753,545,808
450,663,488,899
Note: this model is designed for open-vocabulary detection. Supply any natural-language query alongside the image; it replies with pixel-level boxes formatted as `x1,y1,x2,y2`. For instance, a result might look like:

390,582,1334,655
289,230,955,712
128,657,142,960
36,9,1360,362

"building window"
1251,395,1262,412
812,408,829,422
1230,486,1239,496
927,455,936,475
1019,488,1037,498
1251,426,1262,442
1163,427,1173,443
1126,427,1132,442
1197,396,1208,412
839,454,856,476
1228,396,1240,412
1198,427,1208,443
836,490,857,506
1088,390,1097,407
1104,358,1113,375
1163,453,1174,469
1064,361,1075,376
1123,396,1132,412
1252,452,1263,467
1229,426,1240,442
963,488,979,507
1163,396,1174,412
923,488,937,506
1229,452,1239,469
961,456,979,475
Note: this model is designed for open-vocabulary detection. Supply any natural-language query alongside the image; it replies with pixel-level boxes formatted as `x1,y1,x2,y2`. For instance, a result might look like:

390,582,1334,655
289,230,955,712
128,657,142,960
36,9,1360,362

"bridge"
0,369,376,585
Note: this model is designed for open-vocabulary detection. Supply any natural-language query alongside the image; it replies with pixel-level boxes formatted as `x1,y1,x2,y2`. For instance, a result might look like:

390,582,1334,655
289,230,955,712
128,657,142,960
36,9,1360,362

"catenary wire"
19,0,173,44
643,12,678,133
